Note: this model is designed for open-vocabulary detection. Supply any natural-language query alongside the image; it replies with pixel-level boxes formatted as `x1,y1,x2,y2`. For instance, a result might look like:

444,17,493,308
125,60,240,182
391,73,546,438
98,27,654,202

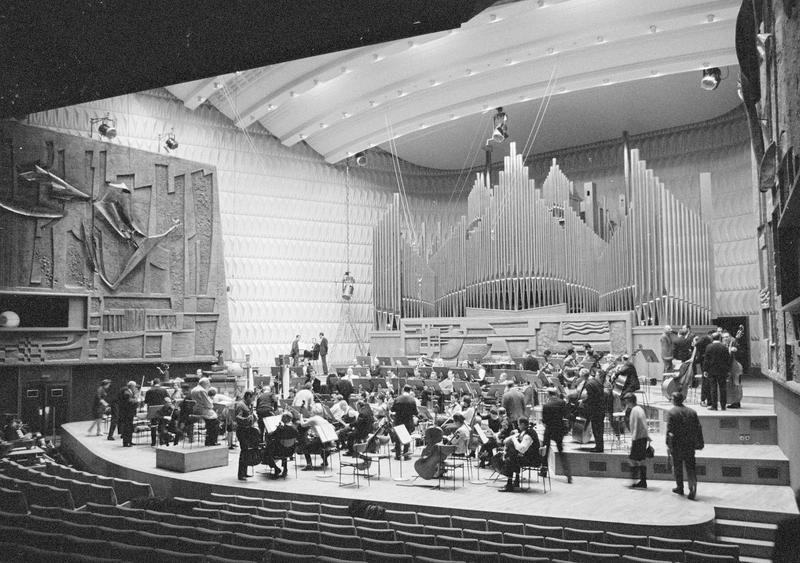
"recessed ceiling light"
340,66,348,74
465,69,473,76
299,134,306,140
373,53,382,62
419,123,427,129
650,70,660,76
429,79,438,86
559,86,566,92
320,123,328,129
407,40,415,47
603,78,611,84
707,14,715,23
196,96,205,102
369,100,378,107
702,61,710,68
290,91,297,98
505,58,514,65
596,36,605,43
649,25,657,33
397,89,404,97
546,47,555,55
213,82,223,89
267,104,275,111
342,112,350,119
449,114,457,120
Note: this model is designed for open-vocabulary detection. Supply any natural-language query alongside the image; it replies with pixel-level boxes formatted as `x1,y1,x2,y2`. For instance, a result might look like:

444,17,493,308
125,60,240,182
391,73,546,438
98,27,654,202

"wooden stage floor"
60,421,798,538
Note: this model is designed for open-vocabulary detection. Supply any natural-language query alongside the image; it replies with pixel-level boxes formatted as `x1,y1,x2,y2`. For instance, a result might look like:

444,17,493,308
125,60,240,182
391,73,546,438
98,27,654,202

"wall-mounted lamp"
90,114,117,139
354,151,367,167
159,129,179,153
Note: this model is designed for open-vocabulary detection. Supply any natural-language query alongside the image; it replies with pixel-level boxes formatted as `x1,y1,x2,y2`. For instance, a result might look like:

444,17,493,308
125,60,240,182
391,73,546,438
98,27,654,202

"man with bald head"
118,381,139,447
191,377,219,446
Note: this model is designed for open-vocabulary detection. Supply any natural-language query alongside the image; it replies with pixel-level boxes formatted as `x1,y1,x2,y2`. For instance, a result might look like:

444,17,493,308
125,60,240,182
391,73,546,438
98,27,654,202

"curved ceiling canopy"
166,0,742,170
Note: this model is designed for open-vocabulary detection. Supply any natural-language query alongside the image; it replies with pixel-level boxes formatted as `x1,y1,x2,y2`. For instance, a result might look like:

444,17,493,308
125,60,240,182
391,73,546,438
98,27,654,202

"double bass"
662,345,697,401
726,325,745,406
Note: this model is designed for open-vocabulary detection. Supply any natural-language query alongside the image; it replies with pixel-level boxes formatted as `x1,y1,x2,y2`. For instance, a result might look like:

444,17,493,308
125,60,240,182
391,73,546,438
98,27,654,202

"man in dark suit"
391,385,418,460
692,331,712,402
702,333,731,411
773,489,800,563
319,332,329,374
118,381,139,447
579,369,606,453
290,335,300,367
666,391,704,500
542,388,572,483
337,374,354,402
521,349,540,372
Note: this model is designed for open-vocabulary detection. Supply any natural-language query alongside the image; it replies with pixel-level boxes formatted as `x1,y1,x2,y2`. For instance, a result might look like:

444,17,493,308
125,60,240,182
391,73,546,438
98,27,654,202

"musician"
660,325,675,372
168,378,184,402
255,386,278,436
432,354,445,368
87,379,111,437
476,412,498,468
298,407,332,470
578,369,606,453
673,329,692,363
540,349,554,373
613,354,640,396
154,397,182,446
692,331,712,402
391,385,418,461
337,372,355,401
318,332,329,374
233,391,257,480
293,382,316,410
624,393,649,488
118,381,139,448
522,350,540,372
144,378,168,409
541,389,572,483
439,370,456,402
702,333,731,411
290,334,300,366
501,381,526,423
343,401,374,455
666,391,704,500
265,413,299,478
329,396,350,422
579,344,599,370
449,413,471,456
498,417,541,493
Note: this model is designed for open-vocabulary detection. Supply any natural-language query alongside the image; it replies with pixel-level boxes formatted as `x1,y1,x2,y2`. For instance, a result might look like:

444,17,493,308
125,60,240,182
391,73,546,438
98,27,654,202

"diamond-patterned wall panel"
28,89,465,366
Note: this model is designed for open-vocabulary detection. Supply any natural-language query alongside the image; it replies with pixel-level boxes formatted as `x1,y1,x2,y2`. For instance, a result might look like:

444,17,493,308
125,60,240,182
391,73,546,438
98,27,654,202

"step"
650,402,777,445
740,557,772,563
717,535,774,559
715,518,776,541
715,505,796,525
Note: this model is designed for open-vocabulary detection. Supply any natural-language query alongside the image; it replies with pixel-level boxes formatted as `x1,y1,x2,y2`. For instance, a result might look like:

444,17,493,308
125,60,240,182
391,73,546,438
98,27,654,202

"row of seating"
1,459,152,504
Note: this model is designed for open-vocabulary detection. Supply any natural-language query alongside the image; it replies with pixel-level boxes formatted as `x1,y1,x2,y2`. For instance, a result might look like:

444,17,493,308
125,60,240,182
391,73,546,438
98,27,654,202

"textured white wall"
26,89,467,368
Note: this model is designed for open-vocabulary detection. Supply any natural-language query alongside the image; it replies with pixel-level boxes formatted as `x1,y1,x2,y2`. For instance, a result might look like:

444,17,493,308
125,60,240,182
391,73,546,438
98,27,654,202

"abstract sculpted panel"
0,121,230,364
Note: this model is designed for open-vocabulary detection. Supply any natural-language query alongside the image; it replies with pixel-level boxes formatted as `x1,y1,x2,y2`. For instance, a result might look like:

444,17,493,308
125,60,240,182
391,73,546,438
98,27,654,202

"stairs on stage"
715,505,783,562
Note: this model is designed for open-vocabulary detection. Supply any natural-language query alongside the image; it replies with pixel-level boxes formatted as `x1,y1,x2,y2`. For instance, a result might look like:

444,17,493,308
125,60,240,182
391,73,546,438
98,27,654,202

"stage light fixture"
159,129,179,153
487,107,508,145
354,151,367,167
700,67,722,91
90,114,117,139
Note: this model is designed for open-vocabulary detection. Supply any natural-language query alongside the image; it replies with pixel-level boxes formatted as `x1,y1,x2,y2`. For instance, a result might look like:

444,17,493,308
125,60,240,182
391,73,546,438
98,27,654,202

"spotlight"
354,151,367,167
700,67,722,91
487,107,508,144
160,129,179,153
90,114,117,139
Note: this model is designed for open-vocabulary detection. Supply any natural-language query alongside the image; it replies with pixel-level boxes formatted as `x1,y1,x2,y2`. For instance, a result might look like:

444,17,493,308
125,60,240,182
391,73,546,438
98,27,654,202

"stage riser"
650,410,777,445
556,454,789,486
715,519,776,542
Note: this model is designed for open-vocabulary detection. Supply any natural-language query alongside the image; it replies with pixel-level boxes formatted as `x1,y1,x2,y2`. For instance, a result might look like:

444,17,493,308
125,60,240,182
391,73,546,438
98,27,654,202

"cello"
414,426,447,479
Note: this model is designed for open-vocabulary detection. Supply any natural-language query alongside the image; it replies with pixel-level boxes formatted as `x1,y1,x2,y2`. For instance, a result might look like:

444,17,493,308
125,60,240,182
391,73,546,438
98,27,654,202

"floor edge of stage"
57,422,797,539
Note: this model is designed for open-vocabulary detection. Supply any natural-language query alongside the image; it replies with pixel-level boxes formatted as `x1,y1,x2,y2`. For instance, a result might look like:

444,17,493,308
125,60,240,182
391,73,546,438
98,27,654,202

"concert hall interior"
2,1,800,562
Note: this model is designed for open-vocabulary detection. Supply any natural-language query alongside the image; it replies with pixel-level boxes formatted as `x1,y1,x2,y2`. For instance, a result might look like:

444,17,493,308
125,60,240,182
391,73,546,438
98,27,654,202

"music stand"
470,423,489,484
393,424,413,482
315,420,338,480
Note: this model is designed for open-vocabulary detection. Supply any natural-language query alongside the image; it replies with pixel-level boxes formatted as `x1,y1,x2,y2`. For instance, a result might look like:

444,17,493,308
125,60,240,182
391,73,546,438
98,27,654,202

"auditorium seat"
191,506,219,519
357,526,396,541
606,532,648,547
171,497,202,511
268,550,317,562
417,557,467,563
320,502,351,517
634,545,684,561
487,519,525,535
318,522,357,537
199,500,228,511
207,518,242,533
450,547,490,563
544,537,589,551
0,486,28,513
417,512,451,527
23,482,75,510
683,551,736,563
690,540,740,559
64,536,109,557
135,530,179,551
621,556,669,563
257,506,288,519
482,539,524,556
319,512,353,526
503,533,545,547
123,516,160,533
143,509,174,522
386,508,417,524
262,498,292,511
175,537,219,555
524,523,563,538
563,527,605,543
463,529,504,543
648,537,693,550
360,537,405,553
397,529,435,545
286,508,318,522
172,513,211,527
19,528,65,552
71,481,117,507
392,521,425,534
436,535,480,551
590,541,638,557
404,542,450,560
107,540,155,563
319,530,360,550
112,478,153,503
572,550,620,562
152,549,205,562
272,537,319,556
235,494,264,507
364,550,413,563
219,509,251,523
250,514,282,528
523,545,570,560
213,544,265,561
451,515,487,531
94,475,115,489
353,516,388,529
317,545,367,562
281,526,319,543
209,492,237,504
425,525,462,537
230,532,274,549
291,499,319,513
498,555,548,563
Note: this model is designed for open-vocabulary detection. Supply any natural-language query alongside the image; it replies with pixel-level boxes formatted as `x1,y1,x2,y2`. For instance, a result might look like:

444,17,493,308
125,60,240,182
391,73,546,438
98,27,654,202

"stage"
59,411,798,542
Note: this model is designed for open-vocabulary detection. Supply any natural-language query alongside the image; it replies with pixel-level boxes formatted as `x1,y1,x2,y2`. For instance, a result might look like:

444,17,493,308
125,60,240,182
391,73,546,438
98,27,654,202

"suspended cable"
383,114,418,244
521,63,559,159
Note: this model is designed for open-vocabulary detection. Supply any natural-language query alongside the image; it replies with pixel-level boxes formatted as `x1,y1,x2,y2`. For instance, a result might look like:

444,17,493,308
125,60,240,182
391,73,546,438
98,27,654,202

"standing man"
660,325,675,372
502,381,526,424
391,385,418,460
106,383,121,441
579,368,606,453
290,334,301,367
190,377,219,446
624,393,649,489
521,349,540,372
666,391,704,500
118,381,139,448
703,333,731,411
613,354,640,396
88,379,111,437
234,391,257,481
144,378,168,408
499,417,541,492
319,332,329,375
541,388,572,483
692,331,713,403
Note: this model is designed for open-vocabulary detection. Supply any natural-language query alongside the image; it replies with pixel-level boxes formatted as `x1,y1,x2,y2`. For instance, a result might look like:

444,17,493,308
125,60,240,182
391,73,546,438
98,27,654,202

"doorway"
20,381,70,435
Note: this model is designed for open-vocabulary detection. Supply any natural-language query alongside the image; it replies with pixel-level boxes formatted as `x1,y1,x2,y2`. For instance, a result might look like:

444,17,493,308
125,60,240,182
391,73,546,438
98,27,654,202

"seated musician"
613,354,640,396
343,401,374,455
439,370,456,402
579,343,600,371
329,395,350,423
499,417,542,493
298,405,333,470
540,350,555,373
155,397,183,446
264,413,298,478
449,413,471,457
476,413,497,468
255,385,278,436
560,348,579,387
292,382,316,410
522,349,540,372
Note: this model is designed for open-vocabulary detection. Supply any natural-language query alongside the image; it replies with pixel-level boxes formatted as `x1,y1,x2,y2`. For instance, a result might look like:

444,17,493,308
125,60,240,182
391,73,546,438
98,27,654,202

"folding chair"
545,537,589,551
404,542,450,560
524,523,562,538
339,443,371,487
451,515,486,531
634,545,684,561
385,509,417,525
397,530,436,545
487,519,524,535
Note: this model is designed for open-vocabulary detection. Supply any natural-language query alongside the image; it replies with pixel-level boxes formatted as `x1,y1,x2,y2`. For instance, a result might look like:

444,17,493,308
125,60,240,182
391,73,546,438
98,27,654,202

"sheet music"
264,415,283,434
316,420,338,443
393,424,412,445
474,423,489,444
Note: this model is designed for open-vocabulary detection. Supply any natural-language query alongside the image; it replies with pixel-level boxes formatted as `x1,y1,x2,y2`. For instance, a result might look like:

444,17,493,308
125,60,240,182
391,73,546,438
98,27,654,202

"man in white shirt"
293,382,315,411
450,412,471,456
190,377,219,446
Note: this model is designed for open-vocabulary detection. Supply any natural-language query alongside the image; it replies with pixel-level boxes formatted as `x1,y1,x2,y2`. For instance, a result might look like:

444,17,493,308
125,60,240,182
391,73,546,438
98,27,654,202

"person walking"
541,388,572,483
624,393,649,488
88,380,111,437
666,391,704,500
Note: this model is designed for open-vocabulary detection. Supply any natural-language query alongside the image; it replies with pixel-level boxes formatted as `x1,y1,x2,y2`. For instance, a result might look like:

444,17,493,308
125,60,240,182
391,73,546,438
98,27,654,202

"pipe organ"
372,143,713,329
